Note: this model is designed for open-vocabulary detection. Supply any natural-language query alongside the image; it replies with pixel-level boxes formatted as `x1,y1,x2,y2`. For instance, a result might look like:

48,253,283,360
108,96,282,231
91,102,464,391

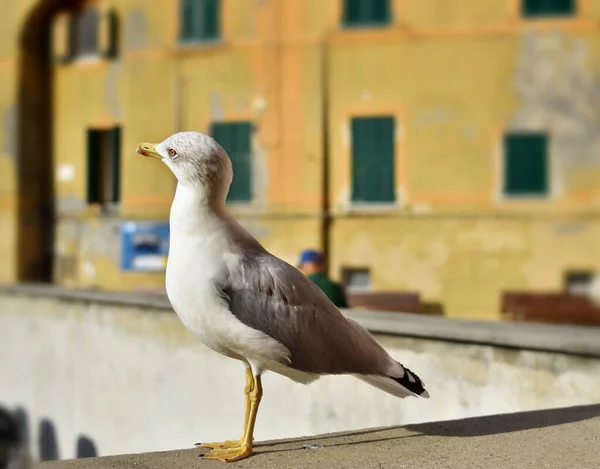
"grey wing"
219,250,393,376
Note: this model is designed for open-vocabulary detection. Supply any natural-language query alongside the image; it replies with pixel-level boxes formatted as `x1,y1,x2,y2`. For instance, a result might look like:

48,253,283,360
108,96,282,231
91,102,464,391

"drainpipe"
320,36,331,273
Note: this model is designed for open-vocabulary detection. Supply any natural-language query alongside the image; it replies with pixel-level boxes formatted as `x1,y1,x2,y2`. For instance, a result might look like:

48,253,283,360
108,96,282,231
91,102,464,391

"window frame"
349,115,397,206
86,126,122,209
52,7,119,64
501,132,550,199
209,121,253,204
179,0,222,45
521,0,576,19
342,0,392,29
72,7,100,60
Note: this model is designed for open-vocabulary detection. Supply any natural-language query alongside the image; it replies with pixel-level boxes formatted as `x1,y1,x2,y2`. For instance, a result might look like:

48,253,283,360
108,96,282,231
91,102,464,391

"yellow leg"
196,368,253,450
203,373,262,462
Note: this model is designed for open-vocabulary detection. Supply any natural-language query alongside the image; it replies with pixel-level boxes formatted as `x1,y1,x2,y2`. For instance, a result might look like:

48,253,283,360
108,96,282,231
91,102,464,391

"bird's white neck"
169,183,227,235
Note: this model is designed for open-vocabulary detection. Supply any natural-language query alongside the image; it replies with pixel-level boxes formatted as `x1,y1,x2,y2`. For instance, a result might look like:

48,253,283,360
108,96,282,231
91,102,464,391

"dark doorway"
17,0,83,282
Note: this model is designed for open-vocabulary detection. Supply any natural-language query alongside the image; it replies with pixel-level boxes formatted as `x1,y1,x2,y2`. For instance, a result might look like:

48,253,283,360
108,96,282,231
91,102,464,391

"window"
180,0,220,43
73,8,99,57
87,127,121,206
52,8,118,62
521,0,575,18
503,133,549,197
343,0,391,27
210,122,252,202
565,271,597,298
342,268,371,292
351,116,395,203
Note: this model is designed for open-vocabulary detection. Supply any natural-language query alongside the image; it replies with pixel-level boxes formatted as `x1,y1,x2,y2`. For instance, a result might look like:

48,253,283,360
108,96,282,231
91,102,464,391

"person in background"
297,249,348,308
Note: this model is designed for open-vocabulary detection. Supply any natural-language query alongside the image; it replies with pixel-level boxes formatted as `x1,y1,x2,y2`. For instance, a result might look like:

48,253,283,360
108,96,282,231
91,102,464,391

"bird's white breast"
165,185,239,355
165,183,292,370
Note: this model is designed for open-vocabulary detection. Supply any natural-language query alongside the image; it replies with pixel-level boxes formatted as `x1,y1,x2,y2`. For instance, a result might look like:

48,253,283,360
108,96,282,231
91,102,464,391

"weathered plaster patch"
414,108,453,126
457,222,526,253
552,221,588,235
385,239,448,296
343,233,448,296
106,63,122,118
3,106,16,159
79,218,122,263
56,195,86,213
124,9,148,51
209,91,225,121
251,136,269,209
512,31,600,192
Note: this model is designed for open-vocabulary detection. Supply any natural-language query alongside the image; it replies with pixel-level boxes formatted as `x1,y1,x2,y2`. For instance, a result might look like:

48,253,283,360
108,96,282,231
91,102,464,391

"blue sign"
121,221,170,271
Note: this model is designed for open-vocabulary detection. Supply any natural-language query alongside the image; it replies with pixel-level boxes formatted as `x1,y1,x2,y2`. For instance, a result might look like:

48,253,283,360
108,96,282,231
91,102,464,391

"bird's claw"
201,444,253,462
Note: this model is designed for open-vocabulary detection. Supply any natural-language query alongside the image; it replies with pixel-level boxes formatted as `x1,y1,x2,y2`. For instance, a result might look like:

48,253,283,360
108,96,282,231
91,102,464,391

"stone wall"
1,286,599,461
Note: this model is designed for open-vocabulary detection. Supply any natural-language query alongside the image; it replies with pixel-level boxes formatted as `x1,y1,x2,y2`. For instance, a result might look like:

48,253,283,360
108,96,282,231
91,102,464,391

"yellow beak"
136,143,162,160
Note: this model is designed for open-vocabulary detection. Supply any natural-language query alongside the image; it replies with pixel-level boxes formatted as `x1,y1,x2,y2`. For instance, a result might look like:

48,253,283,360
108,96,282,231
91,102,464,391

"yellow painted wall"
322,0,600,319
331,216,600,320
3,0,600,319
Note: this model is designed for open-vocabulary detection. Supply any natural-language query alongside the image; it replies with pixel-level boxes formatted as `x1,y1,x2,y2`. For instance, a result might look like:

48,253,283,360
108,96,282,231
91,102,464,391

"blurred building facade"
1,0,600,319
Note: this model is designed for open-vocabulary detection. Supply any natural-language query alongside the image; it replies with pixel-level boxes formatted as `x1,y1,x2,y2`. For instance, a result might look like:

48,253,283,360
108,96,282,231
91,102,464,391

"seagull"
136,132,429,462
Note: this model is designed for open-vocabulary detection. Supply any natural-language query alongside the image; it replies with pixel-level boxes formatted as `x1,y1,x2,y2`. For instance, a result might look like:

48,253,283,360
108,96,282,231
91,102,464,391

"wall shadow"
12,407,29,447
404,403,600,437
258,404,600,453
2,407,100,462
38,419,59,461
76,435,97,458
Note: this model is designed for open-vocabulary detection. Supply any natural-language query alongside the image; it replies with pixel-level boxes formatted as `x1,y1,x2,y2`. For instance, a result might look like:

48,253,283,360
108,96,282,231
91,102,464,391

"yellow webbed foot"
195,440,241,450
202,444,253,462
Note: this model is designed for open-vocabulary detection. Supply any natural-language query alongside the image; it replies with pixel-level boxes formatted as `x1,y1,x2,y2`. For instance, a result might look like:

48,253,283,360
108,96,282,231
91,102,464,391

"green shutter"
180,0,220,42
110,127,121,203
87,129,101,204
211,122,252,202
343,0,390,27
343,0,361,25
203,0,220,40
180,0,195,41
370,0,391,24
522,0,575,17
503,134,548,196
104,9,119,59
351,116,395,203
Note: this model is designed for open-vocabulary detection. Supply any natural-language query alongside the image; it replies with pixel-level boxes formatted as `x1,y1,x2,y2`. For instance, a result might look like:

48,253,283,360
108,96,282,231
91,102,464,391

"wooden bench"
501,291,600,326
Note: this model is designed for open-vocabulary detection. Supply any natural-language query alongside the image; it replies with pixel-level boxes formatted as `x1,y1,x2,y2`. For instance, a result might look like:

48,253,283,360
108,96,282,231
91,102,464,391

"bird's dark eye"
168,148,177,158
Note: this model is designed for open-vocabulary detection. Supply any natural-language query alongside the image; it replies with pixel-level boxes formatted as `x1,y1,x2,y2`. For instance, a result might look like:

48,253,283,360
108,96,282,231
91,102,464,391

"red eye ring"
168,148,177,158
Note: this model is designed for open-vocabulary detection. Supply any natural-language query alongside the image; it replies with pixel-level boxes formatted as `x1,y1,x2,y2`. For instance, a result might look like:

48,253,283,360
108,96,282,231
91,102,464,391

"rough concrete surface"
41,405,600,469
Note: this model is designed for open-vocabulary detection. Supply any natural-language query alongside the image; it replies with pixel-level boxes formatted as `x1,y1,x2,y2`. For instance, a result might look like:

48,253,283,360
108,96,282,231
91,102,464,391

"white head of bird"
136,131,232,204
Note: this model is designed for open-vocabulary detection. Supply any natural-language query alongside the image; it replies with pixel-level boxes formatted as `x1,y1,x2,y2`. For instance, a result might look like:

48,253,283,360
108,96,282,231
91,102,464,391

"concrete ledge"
342,308,600,358
40,404,600,468
0,283,172,310
2,283,600,358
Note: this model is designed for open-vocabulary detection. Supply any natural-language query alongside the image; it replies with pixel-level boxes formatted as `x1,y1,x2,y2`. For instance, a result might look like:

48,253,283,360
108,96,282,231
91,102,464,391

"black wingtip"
391,363,428,397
